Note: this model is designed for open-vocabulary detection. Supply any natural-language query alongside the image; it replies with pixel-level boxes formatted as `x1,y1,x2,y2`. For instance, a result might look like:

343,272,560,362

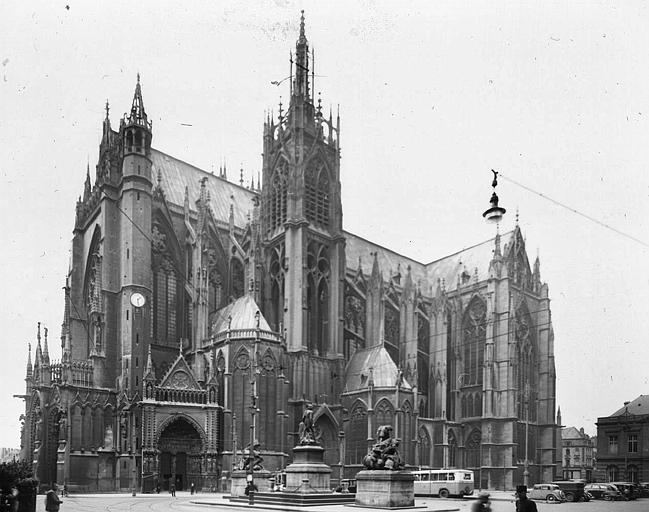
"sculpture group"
362,425,404,470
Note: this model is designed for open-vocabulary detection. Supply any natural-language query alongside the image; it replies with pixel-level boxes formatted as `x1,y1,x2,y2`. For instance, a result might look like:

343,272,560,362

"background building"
18,13,559,492
561,426,594,481
595,395,649,483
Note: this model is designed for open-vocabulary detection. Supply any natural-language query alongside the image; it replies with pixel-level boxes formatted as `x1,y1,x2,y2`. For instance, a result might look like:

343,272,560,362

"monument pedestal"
285,445,331,492
230,469,272,498
355,470,415,508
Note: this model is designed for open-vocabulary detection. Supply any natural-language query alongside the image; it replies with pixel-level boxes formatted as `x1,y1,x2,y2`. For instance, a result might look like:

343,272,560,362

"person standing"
471,492,491,512
190,482,195,495
515,485,537,512
170,482,176,497
45,484,63,512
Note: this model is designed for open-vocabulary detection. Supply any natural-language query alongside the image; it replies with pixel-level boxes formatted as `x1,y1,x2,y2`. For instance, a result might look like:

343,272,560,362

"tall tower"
118,74,153,397
261,12,344,403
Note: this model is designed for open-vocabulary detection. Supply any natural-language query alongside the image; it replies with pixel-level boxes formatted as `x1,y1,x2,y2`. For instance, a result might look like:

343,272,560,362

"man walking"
515,485,537,512
471,492,491,512
45,483,63,512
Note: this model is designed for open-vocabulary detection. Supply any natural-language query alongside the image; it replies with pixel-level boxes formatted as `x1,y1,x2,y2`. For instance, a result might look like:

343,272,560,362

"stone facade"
561,426,595,481
17,13,559,492
595,395,649,483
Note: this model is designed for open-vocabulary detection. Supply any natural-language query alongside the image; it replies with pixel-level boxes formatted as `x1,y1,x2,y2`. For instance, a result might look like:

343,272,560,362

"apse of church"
18,12,559,493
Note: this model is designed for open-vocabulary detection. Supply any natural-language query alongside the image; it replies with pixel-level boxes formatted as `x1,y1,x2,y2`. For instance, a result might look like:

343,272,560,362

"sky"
1,1,649,448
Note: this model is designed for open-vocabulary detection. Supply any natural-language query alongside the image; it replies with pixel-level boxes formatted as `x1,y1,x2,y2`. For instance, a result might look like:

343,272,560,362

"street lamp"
523,385,530,488
482,170,506,223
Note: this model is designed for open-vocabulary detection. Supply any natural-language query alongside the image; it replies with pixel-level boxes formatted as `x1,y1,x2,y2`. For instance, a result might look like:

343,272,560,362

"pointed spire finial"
299,10,306,41
515,207,520,225
239,166,244,187
105,99,110,118
26,343,32,377
43,326,49,362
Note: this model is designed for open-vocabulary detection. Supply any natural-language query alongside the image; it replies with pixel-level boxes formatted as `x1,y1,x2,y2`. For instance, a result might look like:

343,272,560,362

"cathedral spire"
292,10,310,102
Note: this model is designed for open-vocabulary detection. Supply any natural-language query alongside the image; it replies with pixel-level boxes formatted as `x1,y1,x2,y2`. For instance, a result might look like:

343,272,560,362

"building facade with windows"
596,396,649,483
18,13,559,493
561,427,594,481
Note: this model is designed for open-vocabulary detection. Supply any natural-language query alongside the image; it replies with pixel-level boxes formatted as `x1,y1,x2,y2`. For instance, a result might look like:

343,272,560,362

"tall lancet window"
515,301,537,421
269,243,285,332
305,160,330,227
267,162,288,233
306,241,329,355
152,221,180,346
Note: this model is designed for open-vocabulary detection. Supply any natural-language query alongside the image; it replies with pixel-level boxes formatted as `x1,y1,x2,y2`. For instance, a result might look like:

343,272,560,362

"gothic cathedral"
19,13,559,492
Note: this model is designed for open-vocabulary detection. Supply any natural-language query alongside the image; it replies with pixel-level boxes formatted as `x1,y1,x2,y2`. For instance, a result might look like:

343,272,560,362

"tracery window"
269,244,285,332
384,300,400,365
446,311,455,421
462,297,486,387
344,283,366,360
448,430,458,468
515,302,537,420
306,241,329,355
267,162,288,233
465,429,482,469
305,160,330,227
230,258,244,300
347,402,368,465
418,427,431,467
152,221,180,345
416,308,429,397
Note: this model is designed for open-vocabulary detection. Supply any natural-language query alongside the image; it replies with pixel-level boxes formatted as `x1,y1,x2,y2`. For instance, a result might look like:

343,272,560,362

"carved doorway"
158,417,203,491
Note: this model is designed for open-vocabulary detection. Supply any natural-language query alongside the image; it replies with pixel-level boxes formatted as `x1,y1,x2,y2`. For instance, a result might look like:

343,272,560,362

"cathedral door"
158,417,203,491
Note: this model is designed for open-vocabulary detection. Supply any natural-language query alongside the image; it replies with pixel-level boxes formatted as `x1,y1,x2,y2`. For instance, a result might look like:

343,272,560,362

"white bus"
412,469,474,498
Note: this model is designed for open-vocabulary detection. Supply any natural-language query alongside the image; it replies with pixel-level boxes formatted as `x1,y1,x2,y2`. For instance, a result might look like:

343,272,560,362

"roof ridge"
343,230,426,268
151,147,259,194
424,230,515,267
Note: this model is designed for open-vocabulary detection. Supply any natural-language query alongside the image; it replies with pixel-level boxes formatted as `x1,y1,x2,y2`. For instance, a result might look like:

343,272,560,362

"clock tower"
118,75,153,397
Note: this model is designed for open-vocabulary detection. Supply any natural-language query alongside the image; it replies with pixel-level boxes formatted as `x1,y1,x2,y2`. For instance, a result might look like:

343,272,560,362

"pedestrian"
515,485,537,512
170,482,176,497
471,491,491,512
45,483,63,512
190,482,195,495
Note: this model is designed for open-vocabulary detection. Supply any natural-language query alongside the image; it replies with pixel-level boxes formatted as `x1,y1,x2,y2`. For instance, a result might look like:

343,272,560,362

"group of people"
471,485,538,512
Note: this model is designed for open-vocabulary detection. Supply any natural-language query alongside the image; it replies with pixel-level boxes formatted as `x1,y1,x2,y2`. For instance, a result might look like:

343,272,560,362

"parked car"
610,482,640,500
528,484,566,502
638,482,649,498
584,483,624,501
551,481,590,502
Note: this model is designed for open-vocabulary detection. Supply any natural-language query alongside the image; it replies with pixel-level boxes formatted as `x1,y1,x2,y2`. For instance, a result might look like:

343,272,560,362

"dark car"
610,482,640,500
639,482,649,498
551,481,590,502
584,483,624,501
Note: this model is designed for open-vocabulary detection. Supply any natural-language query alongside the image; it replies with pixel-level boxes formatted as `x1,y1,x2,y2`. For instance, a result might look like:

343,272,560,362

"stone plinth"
230,469,272,498
285,445,331,492
355,470,415,508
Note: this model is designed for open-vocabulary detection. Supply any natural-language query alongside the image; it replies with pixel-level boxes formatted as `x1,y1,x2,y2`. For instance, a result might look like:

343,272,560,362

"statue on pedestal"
362,425,404,470
298,404,318,445
240,441,264,471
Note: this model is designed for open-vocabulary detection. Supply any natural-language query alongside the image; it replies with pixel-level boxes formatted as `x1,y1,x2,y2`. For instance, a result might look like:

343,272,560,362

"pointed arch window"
269,243,285,332
465,429,482,469
230,258,244,300
306,241,329,355
347,402,368,465
416,307,430,400
462,298,486,387
305,160,330,227
268,162,288,233
515,302,537,420
448,430,458,468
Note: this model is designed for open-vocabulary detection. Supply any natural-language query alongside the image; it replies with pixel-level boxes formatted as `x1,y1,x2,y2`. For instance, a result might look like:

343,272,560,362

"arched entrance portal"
158,417,204,491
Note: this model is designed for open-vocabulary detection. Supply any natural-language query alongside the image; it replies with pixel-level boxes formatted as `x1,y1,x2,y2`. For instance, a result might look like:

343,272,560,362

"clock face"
130,292,146,308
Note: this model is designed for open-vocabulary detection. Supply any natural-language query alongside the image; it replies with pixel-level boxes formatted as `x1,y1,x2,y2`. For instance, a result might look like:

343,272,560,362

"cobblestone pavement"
45,493,649,512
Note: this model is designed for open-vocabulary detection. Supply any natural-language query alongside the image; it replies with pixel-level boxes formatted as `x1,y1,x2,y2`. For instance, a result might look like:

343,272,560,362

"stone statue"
362,425,404,470
241,441,264,471
297,403,318,445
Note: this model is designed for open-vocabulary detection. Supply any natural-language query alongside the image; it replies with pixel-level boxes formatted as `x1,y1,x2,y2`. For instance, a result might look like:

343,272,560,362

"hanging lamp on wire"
482,169,506,223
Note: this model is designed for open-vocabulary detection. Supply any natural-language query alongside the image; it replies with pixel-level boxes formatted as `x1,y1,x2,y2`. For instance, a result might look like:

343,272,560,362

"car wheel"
438,489,449,499
604,495,612,501
547,494,557,502
565,492,574,502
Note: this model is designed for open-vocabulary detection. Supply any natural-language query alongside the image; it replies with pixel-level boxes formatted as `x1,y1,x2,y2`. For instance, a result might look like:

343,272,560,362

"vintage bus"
412,469,475,498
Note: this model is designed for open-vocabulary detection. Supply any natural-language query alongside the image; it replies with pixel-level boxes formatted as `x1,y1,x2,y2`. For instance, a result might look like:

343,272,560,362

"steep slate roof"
345,229,513,293
211,294,271,334
151,149,256,227
344,345,412,392
610,395,649,417
562,426,586,440
425,231,513,291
